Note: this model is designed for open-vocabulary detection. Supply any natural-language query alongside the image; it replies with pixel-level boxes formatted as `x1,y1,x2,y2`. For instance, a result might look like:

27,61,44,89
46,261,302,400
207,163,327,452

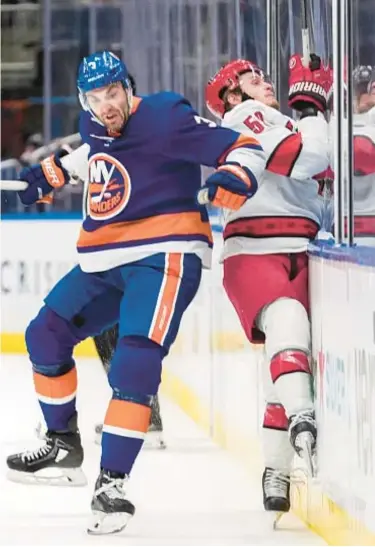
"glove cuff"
299,105,319,119
289,94,325,113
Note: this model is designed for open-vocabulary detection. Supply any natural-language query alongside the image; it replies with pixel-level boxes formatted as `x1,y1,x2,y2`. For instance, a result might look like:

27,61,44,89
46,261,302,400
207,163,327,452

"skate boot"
94,423,103,445
262,467,290,529
7,413,86,486
88,469,135,535
288,409,317,476
144,395,166,449
262,467,290,512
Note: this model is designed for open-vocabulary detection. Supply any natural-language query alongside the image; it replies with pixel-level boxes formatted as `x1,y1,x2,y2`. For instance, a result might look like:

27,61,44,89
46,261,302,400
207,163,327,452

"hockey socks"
101,399,151,474
33,366,78,432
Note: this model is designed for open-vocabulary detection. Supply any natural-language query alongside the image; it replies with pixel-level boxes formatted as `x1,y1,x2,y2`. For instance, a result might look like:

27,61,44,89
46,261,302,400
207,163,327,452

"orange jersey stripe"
33,367,77,399
149,253,183,345
104,399,151,432
77,211,212,249
219,134,262,164
266,133,303,177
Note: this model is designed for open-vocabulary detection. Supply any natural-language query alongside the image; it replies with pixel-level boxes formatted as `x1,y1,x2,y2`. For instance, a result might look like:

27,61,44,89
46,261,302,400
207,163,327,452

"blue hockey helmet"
77,50,133,115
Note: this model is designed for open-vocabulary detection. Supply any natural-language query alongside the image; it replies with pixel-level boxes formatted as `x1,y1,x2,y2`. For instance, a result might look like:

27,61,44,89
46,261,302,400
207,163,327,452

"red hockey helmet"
206,59,269,118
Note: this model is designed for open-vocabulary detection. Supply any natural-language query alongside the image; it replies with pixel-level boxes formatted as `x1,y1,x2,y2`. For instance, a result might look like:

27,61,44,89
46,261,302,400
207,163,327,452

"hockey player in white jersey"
339,65,375,245
205,54,332,515
326,65,375,245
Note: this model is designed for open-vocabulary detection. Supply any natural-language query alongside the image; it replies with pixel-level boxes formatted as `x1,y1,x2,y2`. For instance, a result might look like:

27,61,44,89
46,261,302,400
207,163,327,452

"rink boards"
1,217,375,546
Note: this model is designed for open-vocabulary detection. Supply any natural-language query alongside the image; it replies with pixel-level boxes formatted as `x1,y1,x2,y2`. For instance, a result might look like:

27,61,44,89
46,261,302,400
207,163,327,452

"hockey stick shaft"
300,0,311,66
0,144,89,192
196,187,210,205
0,180,28,191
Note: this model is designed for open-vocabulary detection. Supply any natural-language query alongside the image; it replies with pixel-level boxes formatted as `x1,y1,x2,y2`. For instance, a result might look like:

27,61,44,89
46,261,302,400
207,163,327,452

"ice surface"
0,355,325,546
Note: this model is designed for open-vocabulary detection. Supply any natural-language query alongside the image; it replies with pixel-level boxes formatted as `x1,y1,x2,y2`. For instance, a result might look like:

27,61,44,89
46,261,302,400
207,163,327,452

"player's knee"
26,306,76,373
108,336,164,404
260,298,310,359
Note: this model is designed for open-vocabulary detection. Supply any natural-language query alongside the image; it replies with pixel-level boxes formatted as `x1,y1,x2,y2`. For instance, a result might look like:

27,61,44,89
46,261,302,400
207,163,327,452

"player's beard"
102,103,129,134
267,97,281,110
261,92,280,110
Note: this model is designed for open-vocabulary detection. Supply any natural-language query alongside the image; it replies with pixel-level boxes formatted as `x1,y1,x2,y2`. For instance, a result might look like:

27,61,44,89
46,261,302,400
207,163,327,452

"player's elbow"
307,146,330,178
293,141,330,180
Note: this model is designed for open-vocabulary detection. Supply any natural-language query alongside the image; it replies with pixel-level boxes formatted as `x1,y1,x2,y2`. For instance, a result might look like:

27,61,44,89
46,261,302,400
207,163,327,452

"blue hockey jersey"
76,91,265,272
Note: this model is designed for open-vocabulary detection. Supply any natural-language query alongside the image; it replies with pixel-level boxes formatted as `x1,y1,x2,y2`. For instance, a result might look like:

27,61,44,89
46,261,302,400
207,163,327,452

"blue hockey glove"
18,154,69,206
198,162,258,210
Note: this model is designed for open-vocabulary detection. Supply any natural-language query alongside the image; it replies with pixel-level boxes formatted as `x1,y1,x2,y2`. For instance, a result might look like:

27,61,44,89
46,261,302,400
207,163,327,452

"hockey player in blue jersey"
7,51,266,535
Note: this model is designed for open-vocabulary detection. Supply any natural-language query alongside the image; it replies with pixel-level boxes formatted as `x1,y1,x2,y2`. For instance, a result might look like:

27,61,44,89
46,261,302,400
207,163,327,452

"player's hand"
198,162,257,210
288,54,331,113
18,154,69,206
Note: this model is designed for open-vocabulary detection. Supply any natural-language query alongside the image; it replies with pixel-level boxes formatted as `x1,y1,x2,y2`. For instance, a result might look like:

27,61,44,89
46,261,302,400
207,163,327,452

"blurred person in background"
328,65,375,245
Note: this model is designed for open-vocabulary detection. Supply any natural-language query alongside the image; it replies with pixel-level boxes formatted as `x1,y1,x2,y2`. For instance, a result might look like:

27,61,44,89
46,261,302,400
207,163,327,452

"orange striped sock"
101,399,151,474
33,367,77,431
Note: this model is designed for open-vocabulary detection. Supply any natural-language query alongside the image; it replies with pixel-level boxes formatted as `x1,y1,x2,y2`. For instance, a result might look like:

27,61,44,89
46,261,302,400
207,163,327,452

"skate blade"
272,511,285,530
87,511,132,535
7,466,87,487
264,510,287,530
143,431,167,450
298,433,316,477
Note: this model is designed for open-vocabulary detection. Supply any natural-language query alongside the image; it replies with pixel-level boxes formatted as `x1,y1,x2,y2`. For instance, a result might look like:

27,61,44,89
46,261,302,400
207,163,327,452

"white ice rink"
0,355,325,546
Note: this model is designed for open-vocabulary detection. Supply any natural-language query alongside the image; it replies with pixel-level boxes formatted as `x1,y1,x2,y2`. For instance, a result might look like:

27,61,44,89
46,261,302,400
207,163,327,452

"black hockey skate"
288,409,317,476
262,467,290,529
7,413,86,486
88,469,135,535
146,395,166,449
262,467,290,512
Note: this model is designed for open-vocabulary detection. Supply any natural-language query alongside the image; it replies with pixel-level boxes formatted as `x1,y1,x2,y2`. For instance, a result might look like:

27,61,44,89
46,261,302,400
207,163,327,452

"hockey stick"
0,144,89,192
0,180,28,191
2,179,211,206
300,0,311,67
196,187,210,205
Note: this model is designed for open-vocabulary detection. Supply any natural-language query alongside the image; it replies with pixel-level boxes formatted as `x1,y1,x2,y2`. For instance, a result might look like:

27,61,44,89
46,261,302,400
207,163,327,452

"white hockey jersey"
220,100,330,258
328,107,375,246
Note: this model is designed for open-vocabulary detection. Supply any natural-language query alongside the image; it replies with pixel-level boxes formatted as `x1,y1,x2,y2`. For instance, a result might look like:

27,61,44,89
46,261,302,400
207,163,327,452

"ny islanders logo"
88,153,131,220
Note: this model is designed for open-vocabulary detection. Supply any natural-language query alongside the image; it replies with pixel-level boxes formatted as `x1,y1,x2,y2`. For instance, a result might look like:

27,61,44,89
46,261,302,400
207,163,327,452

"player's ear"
227,91,242,108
